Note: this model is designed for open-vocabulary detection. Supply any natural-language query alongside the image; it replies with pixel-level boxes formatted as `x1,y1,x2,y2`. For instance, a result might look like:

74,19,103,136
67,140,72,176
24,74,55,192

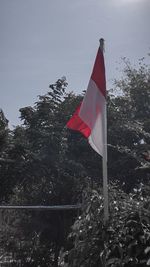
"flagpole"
100,38,109,223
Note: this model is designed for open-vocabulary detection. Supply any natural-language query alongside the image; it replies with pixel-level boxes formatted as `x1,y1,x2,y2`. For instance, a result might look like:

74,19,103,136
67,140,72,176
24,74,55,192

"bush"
59,183,150,267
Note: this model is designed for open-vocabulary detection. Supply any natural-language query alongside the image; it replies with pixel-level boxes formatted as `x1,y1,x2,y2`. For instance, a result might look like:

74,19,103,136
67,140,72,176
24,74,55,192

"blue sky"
0,0,150,127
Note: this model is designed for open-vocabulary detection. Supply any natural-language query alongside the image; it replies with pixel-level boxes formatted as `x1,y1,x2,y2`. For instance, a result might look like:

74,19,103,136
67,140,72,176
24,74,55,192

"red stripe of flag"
91,48,106,97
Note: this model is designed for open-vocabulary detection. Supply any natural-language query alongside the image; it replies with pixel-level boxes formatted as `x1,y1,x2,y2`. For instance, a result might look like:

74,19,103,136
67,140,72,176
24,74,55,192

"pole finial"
99,38,105,53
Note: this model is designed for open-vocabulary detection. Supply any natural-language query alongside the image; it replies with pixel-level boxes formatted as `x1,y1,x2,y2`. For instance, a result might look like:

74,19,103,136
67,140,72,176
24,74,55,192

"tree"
0,109,15,201
0,78,86,267
60,182,150,267
58,57,150,266
0,56,149,266
107,58,150,189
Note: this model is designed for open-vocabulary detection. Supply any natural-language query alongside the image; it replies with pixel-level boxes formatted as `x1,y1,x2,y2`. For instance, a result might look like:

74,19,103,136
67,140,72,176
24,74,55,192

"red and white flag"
67,45,106,157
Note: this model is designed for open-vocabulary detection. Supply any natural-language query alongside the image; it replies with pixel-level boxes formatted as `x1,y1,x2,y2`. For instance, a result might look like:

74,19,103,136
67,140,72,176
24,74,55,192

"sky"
0,0,150,127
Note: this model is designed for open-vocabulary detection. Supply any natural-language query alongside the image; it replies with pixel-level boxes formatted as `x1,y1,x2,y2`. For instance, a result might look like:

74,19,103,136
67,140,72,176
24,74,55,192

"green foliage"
0,109,8,150
0,56,149,266
60,183,150,267
107,58,150,189
0,109,15,201
0,78,86,266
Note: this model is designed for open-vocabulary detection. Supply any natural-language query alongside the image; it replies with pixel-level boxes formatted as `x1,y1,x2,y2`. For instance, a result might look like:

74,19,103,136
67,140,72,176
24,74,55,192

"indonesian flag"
67,45,106,157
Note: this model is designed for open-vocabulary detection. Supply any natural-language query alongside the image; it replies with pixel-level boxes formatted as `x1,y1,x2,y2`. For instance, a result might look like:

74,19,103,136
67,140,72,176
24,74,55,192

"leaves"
0,78,85,266
0,57,149,266
60,183,150,267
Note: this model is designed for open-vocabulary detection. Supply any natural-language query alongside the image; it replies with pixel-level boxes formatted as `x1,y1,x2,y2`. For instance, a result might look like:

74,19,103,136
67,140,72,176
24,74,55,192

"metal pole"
100,38,109,223
0,204,82,211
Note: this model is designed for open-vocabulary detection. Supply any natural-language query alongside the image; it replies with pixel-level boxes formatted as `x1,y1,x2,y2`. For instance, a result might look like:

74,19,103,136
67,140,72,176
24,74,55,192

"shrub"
59,183,150,267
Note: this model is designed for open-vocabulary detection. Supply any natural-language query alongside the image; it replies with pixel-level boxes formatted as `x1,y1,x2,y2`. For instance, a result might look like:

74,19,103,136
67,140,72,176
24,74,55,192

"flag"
67,45,106,156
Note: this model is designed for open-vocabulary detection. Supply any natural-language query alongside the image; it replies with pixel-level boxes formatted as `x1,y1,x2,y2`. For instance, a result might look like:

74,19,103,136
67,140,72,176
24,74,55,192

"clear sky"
0,0,150,127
